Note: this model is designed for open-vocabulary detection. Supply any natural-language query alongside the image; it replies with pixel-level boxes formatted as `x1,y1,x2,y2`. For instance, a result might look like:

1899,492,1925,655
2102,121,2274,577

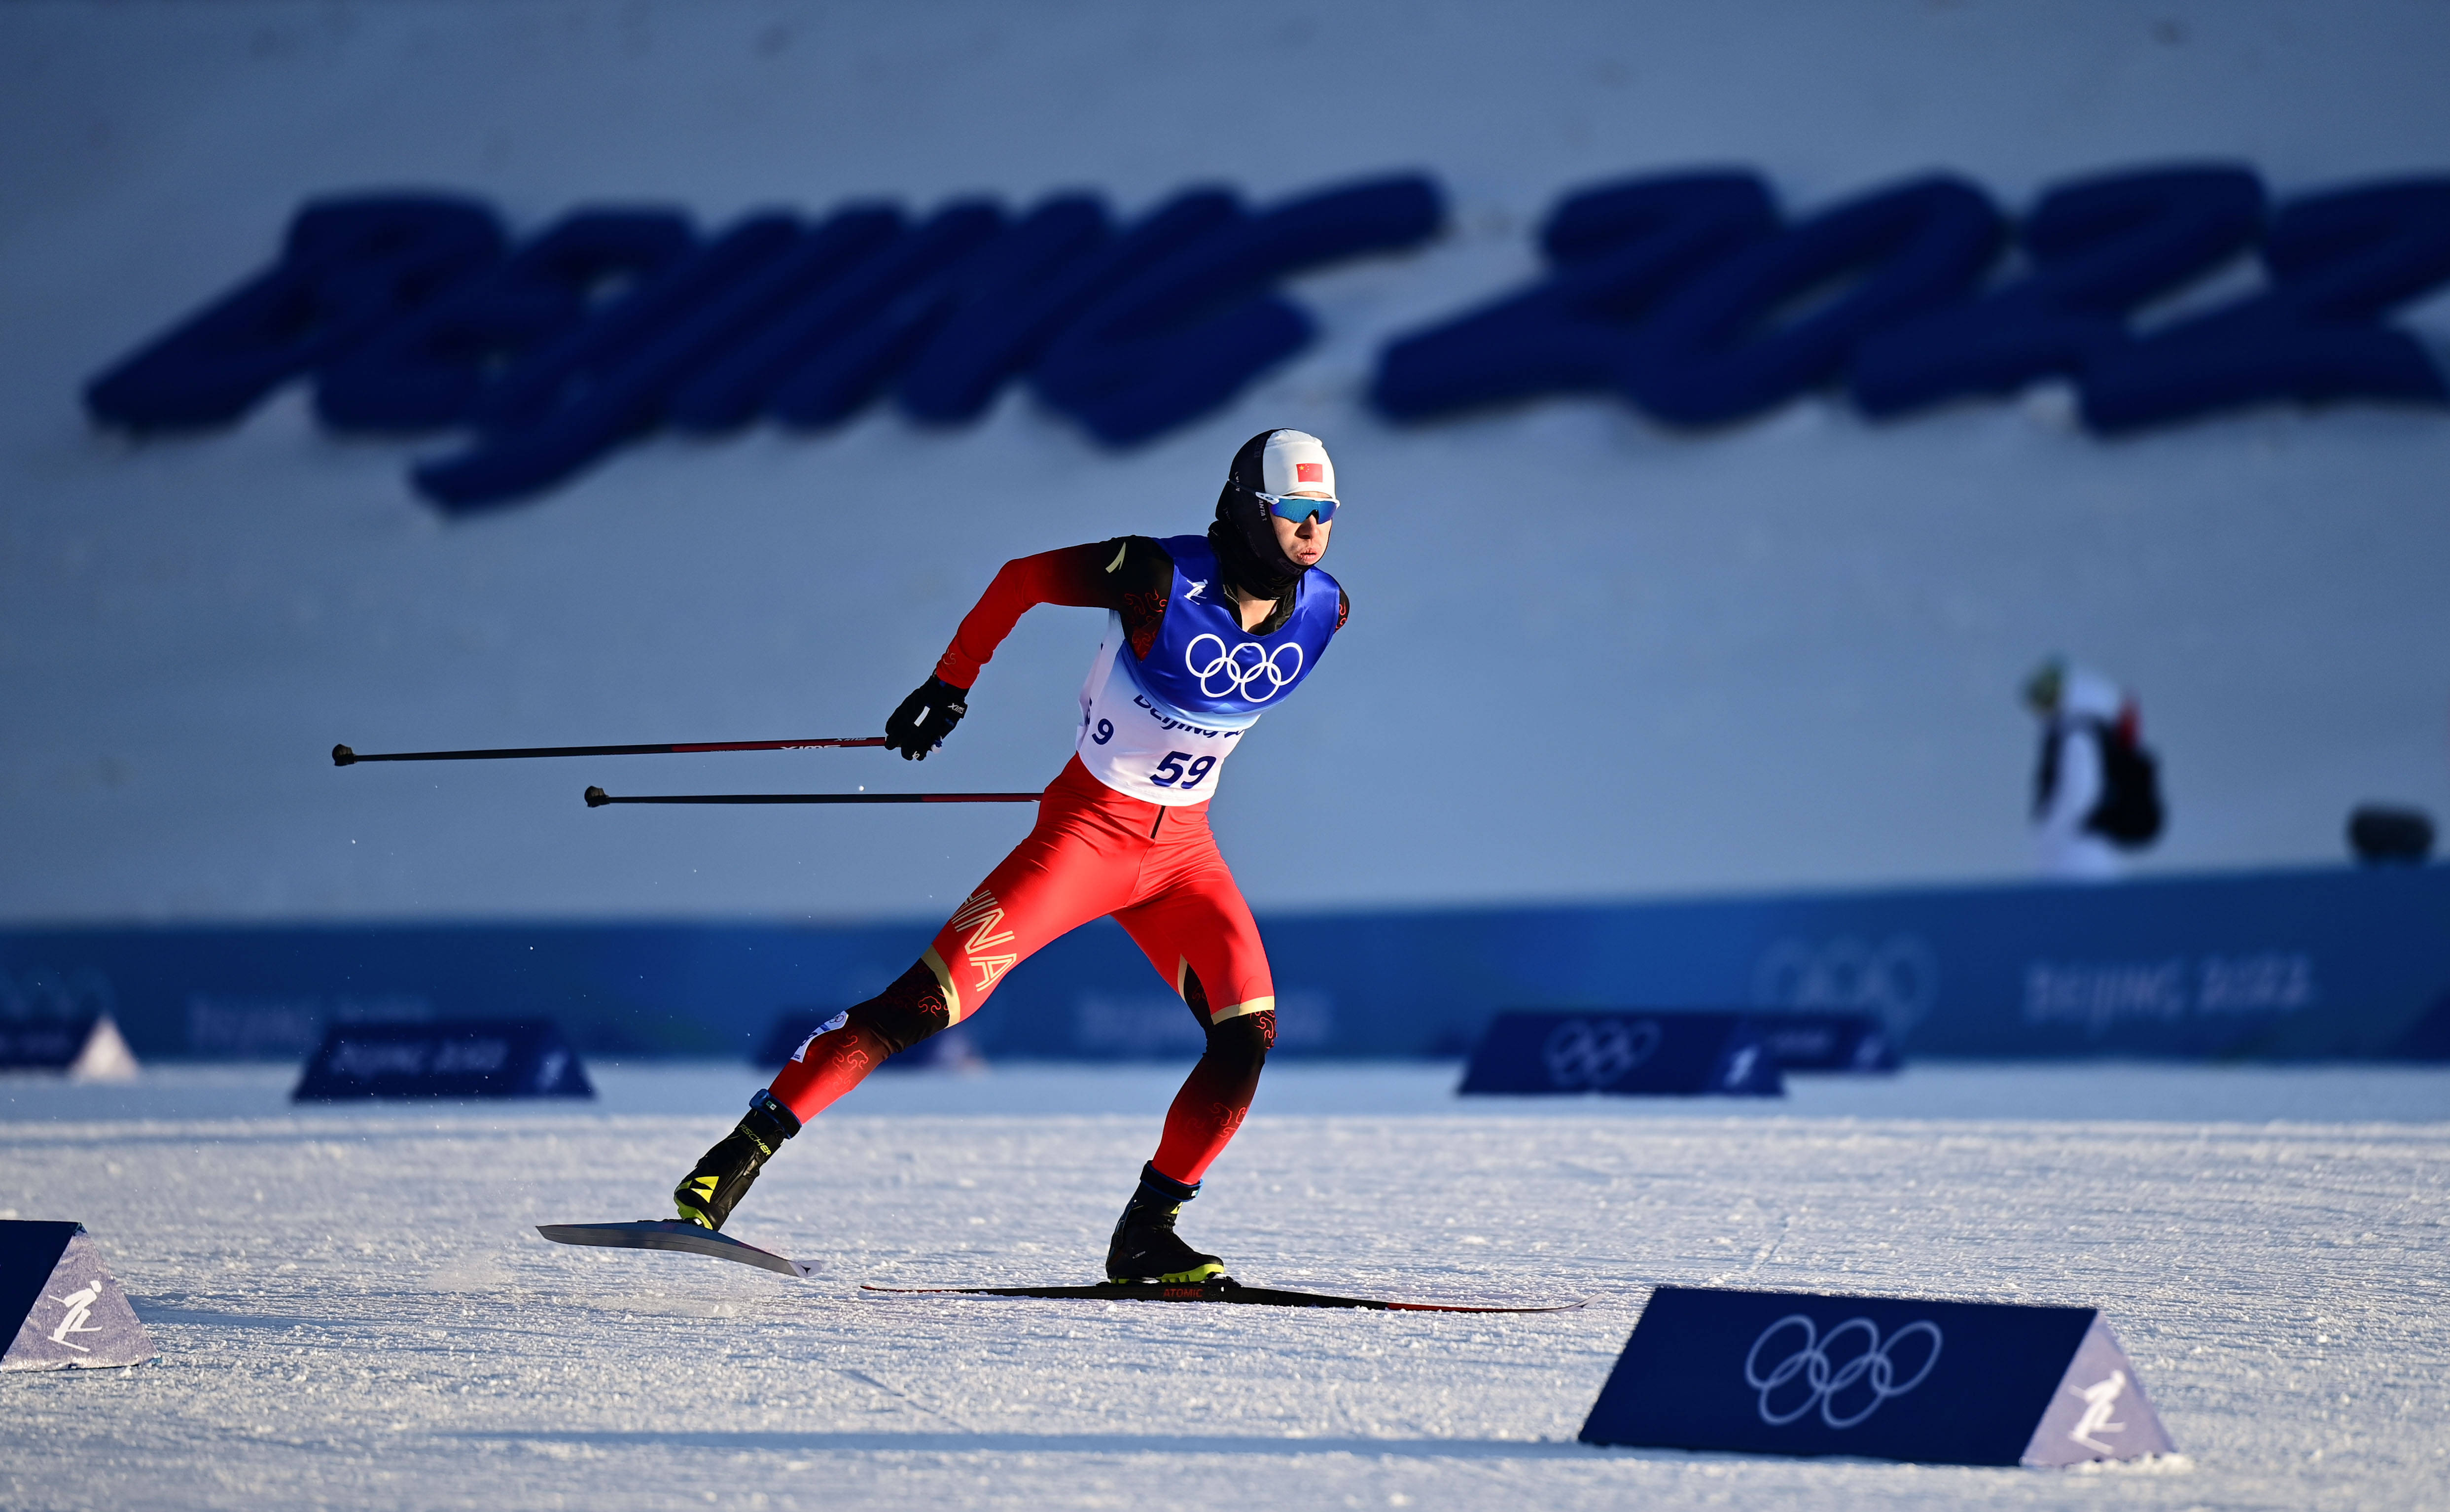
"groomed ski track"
4,1062,2448,1512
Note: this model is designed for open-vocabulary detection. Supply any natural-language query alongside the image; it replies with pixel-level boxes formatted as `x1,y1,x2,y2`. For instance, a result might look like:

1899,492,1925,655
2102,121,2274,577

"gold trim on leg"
922,946,964,1024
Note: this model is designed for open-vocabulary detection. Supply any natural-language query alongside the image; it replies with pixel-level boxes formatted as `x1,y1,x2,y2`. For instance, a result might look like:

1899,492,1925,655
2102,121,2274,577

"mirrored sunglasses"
1260,491,1338,524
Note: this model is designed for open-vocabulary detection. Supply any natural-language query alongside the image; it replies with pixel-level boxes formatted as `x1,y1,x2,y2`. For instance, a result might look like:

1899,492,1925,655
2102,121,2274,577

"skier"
673,429,1349,1284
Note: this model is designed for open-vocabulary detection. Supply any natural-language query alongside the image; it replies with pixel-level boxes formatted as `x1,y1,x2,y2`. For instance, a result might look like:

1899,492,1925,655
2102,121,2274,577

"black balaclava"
1209,429,1310,602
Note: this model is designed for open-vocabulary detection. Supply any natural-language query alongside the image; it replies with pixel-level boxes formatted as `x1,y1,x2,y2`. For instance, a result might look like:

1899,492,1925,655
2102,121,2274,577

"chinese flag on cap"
1260,430,1335,497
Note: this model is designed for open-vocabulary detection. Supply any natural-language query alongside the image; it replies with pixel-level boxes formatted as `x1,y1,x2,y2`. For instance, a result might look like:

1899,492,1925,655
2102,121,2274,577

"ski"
535,1226,1587,1312
859,1277,1589,1313
536,1220,819,1279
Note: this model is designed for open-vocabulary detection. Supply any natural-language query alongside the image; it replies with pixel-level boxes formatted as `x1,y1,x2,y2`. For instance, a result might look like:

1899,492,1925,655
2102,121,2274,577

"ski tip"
536,1219,818,1280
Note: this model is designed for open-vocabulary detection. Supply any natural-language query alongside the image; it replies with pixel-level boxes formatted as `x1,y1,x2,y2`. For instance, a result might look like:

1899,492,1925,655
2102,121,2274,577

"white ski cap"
1260,429,1335,497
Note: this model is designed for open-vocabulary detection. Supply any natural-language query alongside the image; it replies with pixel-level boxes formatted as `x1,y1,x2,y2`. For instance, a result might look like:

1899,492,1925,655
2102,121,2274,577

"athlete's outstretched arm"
933,539,1173,688
882,539,1171,761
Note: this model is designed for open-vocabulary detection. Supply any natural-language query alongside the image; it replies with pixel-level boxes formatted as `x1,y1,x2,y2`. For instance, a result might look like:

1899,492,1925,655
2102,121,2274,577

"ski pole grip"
332,744,357,767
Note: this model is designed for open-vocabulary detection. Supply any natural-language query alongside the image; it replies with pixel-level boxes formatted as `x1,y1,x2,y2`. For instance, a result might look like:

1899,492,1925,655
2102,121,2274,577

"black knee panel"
1181,969,1276,1063
852,959,953,1056
1204,1009,1274,1077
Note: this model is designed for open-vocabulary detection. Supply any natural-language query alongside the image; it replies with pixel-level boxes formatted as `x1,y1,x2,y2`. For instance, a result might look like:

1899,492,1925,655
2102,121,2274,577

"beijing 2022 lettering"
84,161,2450,511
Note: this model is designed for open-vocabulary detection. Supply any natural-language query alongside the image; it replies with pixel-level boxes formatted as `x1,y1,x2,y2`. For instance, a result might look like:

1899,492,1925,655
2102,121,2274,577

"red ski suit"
766,536,1344,1185
923,753,1276,1031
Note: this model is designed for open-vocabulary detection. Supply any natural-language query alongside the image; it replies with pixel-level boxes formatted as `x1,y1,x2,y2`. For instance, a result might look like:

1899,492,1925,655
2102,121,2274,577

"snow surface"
5,1062,2448,1510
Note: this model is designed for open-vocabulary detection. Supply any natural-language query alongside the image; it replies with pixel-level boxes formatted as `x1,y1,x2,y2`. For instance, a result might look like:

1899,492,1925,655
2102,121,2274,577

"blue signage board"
1581,1286,2174,1467
1458,1011,1782,1096
1751,1011,1898,1072
0,1015,102,1071
291,1019,592,1101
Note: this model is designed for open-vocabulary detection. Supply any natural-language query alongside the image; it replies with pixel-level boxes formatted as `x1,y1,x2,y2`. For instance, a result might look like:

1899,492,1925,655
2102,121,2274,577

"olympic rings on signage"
1743,1313,1944,1430
1750,934,1938,1030
1184,633,1304,703
1540,1017,1662,1090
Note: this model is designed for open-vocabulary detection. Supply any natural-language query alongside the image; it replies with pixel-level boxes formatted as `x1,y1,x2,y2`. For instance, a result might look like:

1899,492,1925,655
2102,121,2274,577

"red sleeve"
932,543,1118,689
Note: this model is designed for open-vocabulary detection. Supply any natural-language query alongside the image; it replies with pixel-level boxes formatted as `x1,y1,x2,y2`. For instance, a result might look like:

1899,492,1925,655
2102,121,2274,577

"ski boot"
673,1090,801,1231
1105,1162,1224,1283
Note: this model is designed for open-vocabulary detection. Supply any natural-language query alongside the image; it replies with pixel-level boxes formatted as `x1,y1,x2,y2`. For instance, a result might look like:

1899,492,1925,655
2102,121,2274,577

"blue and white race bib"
1072,535,1341,805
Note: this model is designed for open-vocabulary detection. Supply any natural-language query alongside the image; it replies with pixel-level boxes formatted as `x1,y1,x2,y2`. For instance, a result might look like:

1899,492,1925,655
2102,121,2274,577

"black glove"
884,676,969,761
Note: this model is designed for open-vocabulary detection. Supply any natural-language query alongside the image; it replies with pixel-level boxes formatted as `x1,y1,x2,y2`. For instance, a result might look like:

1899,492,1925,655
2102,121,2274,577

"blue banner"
2,863,2445,1061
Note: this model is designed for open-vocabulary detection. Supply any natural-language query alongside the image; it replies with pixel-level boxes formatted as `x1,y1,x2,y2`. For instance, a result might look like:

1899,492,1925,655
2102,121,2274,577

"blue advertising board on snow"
1580,1286,2174,1467
1458,1012,1783,1096
0,1012,139,1078
1749,1012,1898,1072
291,1019,592,1101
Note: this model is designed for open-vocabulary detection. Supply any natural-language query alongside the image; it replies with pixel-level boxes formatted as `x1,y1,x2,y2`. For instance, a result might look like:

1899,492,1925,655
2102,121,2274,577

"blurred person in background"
2023,657,2164,880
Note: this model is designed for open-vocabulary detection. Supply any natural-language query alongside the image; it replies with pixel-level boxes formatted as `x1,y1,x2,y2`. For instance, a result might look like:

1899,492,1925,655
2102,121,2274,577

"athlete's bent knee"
1205,1009,1274,1076
853,959,953,1055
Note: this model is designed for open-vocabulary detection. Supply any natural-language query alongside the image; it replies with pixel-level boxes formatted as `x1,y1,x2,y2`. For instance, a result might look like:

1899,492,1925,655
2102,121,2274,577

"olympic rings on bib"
1184,633,1304,703
1743,1314,1944,1430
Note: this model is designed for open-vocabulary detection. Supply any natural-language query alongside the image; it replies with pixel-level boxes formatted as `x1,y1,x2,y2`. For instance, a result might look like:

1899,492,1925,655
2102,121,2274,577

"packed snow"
5,1062,2447,1511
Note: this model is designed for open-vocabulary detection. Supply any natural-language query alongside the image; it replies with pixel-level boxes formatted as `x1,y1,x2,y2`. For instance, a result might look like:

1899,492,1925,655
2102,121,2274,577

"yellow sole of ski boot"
1118,1262,1223,1284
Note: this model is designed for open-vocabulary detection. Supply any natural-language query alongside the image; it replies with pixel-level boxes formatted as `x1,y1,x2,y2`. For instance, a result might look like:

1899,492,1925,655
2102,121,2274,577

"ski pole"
584,786,1038,807
334,737,886,766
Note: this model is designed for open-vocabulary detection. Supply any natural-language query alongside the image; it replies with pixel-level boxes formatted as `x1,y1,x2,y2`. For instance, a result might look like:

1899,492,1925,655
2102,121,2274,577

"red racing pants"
767,755,1277,1186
